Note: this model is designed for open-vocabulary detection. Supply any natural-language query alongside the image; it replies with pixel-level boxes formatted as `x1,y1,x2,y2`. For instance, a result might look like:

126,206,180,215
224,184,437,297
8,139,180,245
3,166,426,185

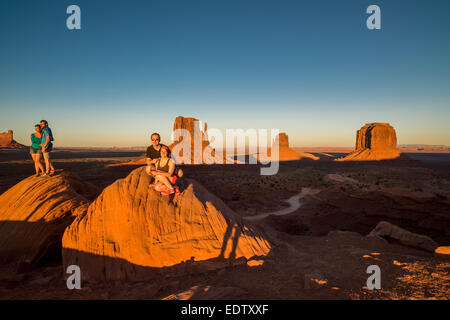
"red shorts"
169,175,178,185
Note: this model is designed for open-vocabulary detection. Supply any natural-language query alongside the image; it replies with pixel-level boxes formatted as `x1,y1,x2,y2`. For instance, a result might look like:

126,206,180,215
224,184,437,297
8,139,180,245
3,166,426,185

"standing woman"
30,124,45,177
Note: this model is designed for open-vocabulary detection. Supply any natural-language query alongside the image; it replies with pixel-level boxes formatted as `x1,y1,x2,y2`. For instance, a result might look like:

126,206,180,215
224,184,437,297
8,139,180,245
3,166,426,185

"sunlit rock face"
270,133,318,161
169,116,214,164
0,172,99,267
62,167,271,281
337,123,401,161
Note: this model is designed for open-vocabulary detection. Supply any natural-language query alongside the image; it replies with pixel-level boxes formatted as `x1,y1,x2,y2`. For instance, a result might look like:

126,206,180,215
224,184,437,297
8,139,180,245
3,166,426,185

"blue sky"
0,0,449,147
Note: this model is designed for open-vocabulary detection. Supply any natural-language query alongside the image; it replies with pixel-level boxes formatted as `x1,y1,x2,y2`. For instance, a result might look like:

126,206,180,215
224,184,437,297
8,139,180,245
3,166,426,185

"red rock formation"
62,167,271,281
0,130,26,149
336,123,401,161
169,116,214,164
0,172,99,267
0,130,13,146
276,132,290,148
265,133,318,161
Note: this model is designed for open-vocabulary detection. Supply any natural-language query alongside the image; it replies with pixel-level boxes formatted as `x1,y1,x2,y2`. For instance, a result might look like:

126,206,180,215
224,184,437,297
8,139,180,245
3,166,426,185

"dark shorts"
30,147,42,155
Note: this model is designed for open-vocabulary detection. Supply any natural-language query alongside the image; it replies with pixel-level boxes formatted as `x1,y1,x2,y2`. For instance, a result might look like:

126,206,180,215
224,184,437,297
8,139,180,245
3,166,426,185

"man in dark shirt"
146,133,165,174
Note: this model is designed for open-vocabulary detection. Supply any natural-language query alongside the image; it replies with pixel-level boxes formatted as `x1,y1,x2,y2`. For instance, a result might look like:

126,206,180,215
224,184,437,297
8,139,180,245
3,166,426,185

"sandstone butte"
169,116,215,164
0,130,26,149
0,172,99,267
62,167,271,281
336,123,401,161
268,133,318,161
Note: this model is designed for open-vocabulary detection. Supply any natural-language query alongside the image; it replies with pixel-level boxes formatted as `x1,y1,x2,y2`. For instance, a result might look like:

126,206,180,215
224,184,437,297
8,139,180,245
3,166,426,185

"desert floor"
0,149,449,299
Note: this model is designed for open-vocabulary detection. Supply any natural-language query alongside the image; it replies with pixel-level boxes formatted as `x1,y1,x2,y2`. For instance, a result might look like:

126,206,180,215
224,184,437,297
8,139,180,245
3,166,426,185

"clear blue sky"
0,0,449,147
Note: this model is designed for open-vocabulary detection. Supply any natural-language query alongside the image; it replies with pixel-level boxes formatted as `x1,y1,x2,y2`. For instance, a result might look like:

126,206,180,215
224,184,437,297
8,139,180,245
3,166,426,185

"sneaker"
49,170,56,176
41,173,49,178
161,188,175,195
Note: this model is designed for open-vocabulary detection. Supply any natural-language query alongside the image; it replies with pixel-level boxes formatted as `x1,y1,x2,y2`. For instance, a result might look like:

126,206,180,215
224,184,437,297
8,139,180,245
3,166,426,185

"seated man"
145,132,165,176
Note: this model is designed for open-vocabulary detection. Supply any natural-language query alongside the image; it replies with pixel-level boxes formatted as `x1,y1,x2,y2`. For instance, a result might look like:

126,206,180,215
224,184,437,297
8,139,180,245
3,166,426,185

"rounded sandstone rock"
0,172,99,267
62,167,271,281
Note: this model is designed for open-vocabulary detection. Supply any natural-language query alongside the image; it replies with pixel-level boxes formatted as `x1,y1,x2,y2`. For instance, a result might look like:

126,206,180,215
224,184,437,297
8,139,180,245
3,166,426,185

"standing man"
39,119,55,176
145,133,165,175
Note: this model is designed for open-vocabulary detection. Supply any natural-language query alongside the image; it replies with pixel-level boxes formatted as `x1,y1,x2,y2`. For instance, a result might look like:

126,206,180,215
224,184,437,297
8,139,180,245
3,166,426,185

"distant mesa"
0,130,26,149
62,167,271,281
0,172,99,268
120,154,147,166
336,123,401,161
270,133,319,161
399,144,450,153
0,130,13,146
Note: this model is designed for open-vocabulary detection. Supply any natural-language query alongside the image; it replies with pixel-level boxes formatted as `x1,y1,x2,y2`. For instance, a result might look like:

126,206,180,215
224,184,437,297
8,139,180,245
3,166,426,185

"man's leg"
48,152,55,172
43,152,54,173
43,152,50,173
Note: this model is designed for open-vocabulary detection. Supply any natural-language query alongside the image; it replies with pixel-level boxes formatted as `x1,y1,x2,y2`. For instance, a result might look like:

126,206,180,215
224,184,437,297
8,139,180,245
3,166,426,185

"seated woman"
149,146,180,195
30,124,45,177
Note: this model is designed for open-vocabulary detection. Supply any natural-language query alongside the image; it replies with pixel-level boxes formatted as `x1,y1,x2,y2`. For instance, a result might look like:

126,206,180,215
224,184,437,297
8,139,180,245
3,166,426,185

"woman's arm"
153,160,175,177
167,159,175,176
